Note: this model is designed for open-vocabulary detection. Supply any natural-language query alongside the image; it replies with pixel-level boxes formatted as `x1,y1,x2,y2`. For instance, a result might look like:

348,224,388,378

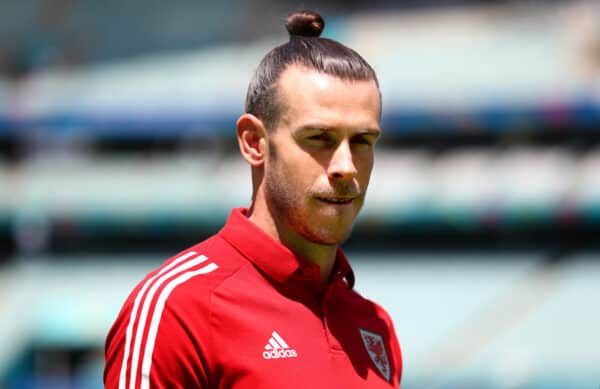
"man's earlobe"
237,114,267,167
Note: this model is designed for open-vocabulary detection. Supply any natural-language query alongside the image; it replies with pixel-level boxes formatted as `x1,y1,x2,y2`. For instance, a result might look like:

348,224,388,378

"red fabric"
105,208,402,388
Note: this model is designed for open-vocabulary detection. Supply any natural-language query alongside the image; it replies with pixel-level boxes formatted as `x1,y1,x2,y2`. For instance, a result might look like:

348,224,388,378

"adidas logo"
262,331,298,359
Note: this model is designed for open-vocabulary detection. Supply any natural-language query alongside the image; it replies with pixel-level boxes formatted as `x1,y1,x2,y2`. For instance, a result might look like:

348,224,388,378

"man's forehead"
289,67,335,90
277,64,380,102
275,65,381,126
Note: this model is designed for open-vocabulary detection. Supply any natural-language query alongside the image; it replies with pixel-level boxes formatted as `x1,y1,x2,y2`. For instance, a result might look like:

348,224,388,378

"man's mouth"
315,197,355,205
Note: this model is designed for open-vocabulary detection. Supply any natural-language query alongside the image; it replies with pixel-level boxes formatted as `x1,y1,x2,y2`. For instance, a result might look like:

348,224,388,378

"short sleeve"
104,276,213,389
142,302,210,388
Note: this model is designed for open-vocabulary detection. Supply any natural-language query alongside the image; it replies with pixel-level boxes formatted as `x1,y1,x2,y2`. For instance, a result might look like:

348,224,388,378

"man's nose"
328,140,357,180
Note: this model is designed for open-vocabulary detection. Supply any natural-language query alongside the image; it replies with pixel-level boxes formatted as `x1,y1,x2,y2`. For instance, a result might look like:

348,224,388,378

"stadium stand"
1,1,599,388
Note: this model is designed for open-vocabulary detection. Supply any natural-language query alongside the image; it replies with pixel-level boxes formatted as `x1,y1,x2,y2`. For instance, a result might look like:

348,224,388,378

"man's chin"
302,225,354,246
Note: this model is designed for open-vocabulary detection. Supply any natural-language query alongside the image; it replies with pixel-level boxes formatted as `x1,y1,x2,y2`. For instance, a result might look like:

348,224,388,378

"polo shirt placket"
216,209,402,388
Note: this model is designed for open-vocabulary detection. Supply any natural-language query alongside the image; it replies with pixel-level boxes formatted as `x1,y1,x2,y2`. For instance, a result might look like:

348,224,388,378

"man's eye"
351,136,373,146
308,133,333,142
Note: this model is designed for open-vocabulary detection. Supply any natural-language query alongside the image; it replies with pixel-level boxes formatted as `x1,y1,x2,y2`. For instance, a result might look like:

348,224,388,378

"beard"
263,156,362,246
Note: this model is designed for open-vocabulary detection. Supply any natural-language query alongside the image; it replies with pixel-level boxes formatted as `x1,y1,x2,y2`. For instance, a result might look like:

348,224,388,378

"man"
105,10,402,388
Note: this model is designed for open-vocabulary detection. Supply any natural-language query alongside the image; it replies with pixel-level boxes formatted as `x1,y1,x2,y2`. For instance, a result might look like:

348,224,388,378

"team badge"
359,328,391,382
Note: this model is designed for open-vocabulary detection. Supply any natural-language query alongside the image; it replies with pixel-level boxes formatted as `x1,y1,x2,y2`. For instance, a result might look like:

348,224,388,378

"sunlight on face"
264,65,381,246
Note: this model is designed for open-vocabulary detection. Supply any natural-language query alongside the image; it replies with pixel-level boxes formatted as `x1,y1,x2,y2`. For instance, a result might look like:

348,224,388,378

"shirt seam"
207,246,252,385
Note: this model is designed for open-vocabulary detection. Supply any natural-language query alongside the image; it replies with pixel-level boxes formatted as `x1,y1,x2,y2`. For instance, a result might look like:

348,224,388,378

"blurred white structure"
1,1,599,132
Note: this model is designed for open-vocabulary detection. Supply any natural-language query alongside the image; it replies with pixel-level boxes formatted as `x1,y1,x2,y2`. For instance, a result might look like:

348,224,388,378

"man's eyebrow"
296,125,381,135
356,129,381,136
296,125,333,132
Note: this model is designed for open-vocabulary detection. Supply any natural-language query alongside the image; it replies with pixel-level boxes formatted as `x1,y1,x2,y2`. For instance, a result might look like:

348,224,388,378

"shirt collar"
218,208,355,288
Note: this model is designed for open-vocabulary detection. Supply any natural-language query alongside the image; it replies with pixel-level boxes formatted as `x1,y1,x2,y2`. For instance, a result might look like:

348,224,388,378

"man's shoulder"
130,233,249,310
167,232,246,280
341,285,396,327
104,233,250,388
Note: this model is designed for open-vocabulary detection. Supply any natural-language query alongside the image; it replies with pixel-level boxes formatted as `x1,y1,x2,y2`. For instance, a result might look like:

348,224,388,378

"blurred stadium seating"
0,1,599,388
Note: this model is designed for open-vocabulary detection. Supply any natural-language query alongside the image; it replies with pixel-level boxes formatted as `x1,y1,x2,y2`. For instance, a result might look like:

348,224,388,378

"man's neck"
247,204,337,288
280,233,337,287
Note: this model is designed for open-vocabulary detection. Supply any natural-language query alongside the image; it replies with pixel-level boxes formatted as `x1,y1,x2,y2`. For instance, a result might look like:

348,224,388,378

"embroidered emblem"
359,328,391,381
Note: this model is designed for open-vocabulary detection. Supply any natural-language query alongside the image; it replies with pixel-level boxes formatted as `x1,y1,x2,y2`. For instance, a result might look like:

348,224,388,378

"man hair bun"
285,10,325,38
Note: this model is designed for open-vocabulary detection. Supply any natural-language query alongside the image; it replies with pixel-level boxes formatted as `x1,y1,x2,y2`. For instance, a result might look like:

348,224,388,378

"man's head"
237,10,381,248
245,10,380,131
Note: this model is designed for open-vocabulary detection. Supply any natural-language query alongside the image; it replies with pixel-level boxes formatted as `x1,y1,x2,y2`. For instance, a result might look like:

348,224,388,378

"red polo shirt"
105,208,402,388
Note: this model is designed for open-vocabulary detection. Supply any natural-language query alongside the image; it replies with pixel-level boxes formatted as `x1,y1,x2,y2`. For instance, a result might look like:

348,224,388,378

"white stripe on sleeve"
140,263,219,389
118,251,198,389
128,254,209,389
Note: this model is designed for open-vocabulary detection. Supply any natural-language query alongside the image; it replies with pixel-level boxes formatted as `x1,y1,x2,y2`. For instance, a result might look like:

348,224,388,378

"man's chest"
203,279,398,388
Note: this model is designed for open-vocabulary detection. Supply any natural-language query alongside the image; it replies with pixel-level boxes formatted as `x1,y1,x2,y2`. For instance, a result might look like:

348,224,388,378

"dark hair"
244,10,380,130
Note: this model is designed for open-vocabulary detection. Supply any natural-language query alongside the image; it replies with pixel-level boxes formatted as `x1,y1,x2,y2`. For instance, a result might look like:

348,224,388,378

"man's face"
263,65,381,246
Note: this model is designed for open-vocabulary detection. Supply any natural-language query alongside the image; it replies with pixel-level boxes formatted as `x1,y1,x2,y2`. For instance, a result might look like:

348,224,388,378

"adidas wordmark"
262,331,298,359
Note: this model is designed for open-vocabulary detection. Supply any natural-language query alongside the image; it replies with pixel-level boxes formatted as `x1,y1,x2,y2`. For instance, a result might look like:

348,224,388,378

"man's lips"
315,196,356,205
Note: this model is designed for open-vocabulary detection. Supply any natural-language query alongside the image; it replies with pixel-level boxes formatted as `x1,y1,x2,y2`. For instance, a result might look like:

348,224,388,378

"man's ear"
236,113,267,167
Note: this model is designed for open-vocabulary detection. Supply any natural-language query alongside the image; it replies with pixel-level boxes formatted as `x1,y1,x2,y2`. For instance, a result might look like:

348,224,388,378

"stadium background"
1,0,599,388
